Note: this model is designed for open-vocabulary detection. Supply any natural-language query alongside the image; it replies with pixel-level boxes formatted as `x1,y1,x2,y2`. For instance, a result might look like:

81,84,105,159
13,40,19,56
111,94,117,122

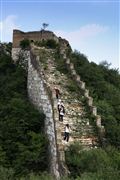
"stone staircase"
33,47,99,151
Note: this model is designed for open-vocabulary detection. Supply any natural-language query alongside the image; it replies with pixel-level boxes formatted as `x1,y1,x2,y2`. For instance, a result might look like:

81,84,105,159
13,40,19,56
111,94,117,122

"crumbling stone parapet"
65,56,105,143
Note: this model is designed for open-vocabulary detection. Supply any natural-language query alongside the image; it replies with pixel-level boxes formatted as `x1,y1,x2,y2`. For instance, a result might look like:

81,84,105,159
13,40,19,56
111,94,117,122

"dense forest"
0,43,48,179
0,42,120,179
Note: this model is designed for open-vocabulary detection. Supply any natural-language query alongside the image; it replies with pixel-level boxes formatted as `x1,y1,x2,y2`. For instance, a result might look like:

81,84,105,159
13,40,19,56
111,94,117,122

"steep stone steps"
33,48,98,150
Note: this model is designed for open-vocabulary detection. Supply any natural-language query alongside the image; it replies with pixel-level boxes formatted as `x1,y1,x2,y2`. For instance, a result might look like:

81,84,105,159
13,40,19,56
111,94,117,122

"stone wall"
12,48,21,62
27,51,60,179
12,48,30,73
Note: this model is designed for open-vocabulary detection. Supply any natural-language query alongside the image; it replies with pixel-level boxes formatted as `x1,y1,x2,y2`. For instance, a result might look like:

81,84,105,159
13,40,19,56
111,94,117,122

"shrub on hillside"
35,39,58,49
65,143,120,179
0,44,48,178
20,39,30,49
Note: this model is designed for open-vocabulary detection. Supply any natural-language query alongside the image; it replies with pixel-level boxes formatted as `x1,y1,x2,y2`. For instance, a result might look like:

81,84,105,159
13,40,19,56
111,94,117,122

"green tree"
42,23,49,30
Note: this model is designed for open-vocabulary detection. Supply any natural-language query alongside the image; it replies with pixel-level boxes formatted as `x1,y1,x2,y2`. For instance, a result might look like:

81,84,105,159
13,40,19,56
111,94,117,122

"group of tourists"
54,87,70,142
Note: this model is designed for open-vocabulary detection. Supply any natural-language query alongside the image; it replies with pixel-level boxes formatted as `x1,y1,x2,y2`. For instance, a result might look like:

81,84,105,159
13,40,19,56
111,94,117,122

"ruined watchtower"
12,29,70,62
12,29,59,48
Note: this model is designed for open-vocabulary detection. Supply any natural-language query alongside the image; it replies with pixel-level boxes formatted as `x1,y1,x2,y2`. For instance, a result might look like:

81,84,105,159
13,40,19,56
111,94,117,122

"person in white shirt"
57,99,61,112
64,124,70,142
59,105,65,121
57,100,65,121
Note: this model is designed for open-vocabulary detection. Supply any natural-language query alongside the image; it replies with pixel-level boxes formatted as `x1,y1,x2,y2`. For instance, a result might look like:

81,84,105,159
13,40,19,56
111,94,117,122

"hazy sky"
0,0,119,70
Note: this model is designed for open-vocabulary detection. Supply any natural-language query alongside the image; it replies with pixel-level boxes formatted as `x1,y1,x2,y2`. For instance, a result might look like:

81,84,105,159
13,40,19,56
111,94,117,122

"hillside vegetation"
0,43,48,179
70,50,120,148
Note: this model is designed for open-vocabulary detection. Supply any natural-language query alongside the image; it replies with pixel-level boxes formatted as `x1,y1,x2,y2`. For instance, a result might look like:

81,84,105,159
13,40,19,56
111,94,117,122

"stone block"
96,115,101,127
87,97,93,106
71,69,76,76
41,95,48,100
76,75,80,82
92,106,97,116
66,58,70,64
81,82,85,90
70,63,74,70
84,89,89,97
63,54,66,59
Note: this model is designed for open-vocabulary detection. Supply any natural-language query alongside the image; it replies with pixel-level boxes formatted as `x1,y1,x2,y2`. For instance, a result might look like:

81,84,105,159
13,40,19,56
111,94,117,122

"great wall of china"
12,29,105,179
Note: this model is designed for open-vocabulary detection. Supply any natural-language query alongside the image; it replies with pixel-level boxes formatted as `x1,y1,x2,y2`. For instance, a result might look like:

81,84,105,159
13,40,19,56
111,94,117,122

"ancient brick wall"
27,51,60,179
12,29,59,48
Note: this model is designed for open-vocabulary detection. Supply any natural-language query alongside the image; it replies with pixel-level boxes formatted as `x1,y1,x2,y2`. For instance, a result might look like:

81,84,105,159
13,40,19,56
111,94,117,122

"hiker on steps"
54,87,61,99
57,99,64,120
57,99,62,112
64,124,70,142
59,105,65,121
57,99,64,112
57,100,65,121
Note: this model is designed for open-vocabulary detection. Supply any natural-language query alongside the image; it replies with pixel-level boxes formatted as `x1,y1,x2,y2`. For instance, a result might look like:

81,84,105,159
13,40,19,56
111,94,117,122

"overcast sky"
0,0,119,70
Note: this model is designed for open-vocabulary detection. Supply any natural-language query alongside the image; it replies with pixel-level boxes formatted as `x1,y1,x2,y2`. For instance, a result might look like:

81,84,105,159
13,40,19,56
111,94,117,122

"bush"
45,39,58,49
0,166,14,180
35,39,58,49
20,39,30,49
65,143,120,179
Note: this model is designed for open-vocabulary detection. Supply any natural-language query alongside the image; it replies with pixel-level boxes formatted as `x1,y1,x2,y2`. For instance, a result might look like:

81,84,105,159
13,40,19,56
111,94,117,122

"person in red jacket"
54,87,61,99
